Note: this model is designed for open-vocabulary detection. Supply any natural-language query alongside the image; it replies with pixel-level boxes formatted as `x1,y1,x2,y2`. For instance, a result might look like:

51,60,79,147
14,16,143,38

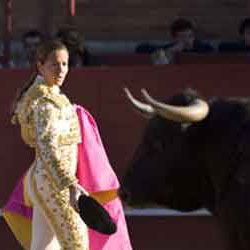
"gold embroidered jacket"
14,77,81,191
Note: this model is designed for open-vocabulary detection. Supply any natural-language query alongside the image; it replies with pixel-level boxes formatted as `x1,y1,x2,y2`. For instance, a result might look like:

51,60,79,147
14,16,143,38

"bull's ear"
123,87,155,119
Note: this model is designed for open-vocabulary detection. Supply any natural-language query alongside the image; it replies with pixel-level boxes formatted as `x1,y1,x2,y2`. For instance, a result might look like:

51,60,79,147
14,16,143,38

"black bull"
119,88,250,250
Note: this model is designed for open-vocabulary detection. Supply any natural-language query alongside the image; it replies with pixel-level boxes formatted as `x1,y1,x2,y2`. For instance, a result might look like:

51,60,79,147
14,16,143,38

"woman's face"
38,49,69,87
174,29,195,49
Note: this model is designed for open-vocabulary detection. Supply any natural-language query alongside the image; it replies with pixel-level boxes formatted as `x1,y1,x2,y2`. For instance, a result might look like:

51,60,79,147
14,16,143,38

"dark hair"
56,26,84,52
11,39,68,121
22,29,44,43
56,26,86,67
35,39,68,64
239,17,250,35
170,18,194,37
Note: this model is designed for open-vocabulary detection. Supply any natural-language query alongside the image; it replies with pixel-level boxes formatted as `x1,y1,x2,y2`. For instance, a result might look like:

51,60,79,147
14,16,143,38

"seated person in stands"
218,17,250,52
56,26,98,67
151,18,214,64
21,29,44,67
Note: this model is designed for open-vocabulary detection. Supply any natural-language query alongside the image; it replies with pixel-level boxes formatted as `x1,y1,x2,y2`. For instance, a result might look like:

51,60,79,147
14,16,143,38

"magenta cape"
2,105,132,250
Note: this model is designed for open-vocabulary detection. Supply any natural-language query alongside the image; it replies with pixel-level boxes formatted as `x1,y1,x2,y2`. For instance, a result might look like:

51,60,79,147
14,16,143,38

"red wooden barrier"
96,53,152,66
1,64,250,249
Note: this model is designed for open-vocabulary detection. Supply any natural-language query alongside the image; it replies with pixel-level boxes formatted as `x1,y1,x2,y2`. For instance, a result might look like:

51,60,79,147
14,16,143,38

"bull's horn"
141,89,209,122
124,87,155,118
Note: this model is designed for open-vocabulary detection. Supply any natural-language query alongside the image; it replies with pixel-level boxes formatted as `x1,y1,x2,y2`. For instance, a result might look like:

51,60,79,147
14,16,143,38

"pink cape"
2,104,132,250
75,105,120,192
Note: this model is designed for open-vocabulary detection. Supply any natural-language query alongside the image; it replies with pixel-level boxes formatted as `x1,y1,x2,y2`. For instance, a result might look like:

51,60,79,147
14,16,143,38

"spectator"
218,17,250,52
21,29,44,67
136,18,213,64
56,26,97,67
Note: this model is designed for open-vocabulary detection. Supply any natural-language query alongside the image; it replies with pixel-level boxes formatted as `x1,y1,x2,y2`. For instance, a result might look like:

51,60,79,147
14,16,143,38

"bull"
120,87,250,250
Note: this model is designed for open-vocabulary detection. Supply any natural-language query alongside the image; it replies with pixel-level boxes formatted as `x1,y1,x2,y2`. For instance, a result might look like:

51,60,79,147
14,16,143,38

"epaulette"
15,81,70,125
35,84,70,108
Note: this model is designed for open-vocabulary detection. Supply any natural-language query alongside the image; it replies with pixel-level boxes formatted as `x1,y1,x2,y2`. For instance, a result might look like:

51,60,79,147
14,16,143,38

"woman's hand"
151,49,170,64
69,183,89,212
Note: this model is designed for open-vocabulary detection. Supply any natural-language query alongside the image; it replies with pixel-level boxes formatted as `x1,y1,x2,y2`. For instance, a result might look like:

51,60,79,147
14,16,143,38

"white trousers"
31,206,61,250
26,165,89,250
